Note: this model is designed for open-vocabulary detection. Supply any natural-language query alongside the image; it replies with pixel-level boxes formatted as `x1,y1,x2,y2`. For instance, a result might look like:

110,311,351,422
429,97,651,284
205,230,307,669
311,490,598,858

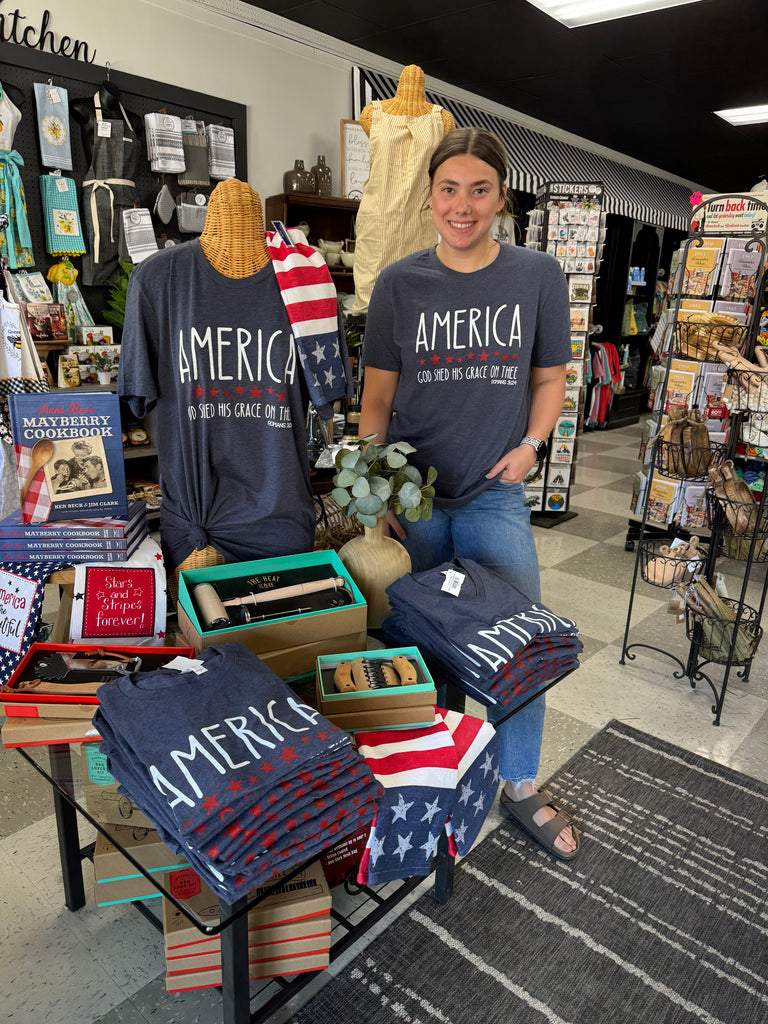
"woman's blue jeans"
398,480,544,784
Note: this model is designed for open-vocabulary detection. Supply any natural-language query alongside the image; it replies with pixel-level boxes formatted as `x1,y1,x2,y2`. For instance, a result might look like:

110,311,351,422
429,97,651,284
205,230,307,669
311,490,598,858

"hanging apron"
81,91,138,286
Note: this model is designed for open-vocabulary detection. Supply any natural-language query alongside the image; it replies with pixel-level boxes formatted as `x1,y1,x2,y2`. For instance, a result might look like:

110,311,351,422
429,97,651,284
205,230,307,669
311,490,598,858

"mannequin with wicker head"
352,65,455,313
170,179,271,599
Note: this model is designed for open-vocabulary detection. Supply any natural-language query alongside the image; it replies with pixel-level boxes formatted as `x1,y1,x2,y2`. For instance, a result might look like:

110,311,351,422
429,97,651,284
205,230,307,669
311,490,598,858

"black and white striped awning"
353,67,692,231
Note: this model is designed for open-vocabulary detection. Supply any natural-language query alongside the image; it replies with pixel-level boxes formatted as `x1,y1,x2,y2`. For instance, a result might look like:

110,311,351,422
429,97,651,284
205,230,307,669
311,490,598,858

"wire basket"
705,487,768,539
720,533,768,562
740,412,768,448
673,320,748,361
685,598,762,665
654,439,726,480
728,367,768,413
639,540,705,588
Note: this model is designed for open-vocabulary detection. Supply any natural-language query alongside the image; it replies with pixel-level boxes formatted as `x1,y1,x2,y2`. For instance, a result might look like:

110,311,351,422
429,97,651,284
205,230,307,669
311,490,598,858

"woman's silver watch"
520,435,548,461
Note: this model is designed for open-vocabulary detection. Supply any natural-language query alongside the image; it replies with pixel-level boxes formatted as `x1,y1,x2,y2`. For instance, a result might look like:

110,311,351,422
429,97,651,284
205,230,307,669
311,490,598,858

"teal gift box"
315,647,437,733
176,550,368,679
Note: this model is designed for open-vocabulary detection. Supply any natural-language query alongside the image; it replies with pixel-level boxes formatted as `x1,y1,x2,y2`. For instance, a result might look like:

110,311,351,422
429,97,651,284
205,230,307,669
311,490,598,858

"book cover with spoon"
8,391,128,524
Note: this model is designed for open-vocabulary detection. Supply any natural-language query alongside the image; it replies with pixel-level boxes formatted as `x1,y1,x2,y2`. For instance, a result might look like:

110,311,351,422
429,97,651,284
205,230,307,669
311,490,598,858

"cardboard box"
1,715,101,748
93,825,187,892
165,952,329,992
165,913,332,957
161,860,332,948
80,745,154,829
166,934,331,972
1,643,195,717
176,552,367,677
322,705,435,732
94,873,165,907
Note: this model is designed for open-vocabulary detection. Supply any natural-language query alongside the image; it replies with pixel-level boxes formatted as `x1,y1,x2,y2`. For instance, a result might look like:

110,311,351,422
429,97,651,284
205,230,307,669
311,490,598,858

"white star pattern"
458,781,475,806
421,797,441,824
394,832,413,861
454,821,469,846
481,752,494,777
312,374,320,389
369,833,386,866
311,342,326,363
493,764,500,784
323,367,336,387
332,340,340,359
297,347,308,366
420,832,439,860
472,792,486,816
391,794,414,822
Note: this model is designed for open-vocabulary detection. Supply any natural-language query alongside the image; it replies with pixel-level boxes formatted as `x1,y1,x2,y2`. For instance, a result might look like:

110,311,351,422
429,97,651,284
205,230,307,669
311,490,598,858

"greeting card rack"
524,182,606,515
620,193,768,725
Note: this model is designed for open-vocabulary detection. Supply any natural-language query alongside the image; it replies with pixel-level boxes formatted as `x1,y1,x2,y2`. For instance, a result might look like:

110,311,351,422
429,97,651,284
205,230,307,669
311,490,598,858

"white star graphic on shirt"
420,832,439,860
312,374,320,389
421,797,441,824
493,764,500,784
472,792,486,816
394,832,413,861
481,752,494,777
333,339,340,359
369,834,386,866
323,367,336,388
458,781,474,806
391,794,414,822
297,347,308,365
454,821,469,846
311,342,326,363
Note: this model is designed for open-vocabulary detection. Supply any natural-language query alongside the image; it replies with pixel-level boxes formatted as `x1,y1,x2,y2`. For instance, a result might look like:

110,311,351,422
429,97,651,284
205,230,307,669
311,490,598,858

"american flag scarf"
356,710,499,884
266,228,351,419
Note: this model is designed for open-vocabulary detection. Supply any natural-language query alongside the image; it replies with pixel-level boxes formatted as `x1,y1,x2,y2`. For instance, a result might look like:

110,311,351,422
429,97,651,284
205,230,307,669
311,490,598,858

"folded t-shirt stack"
94,643,382,902
382,558,582,711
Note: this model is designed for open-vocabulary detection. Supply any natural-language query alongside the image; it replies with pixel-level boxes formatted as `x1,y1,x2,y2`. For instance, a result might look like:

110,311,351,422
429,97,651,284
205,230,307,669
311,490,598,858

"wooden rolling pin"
194,577,349,630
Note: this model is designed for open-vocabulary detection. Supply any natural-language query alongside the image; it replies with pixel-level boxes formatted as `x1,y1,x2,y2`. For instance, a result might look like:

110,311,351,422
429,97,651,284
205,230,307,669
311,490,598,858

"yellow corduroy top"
352,66,455,314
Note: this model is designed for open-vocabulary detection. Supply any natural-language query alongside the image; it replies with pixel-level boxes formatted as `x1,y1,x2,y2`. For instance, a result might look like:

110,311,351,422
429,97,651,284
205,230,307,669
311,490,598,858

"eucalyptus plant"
332,435,437,529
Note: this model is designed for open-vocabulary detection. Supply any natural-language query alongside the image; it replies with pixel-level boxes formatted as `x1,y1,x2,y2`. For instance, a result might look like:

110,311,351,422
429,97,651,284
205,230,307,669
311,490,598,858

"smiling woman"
359,125,578,860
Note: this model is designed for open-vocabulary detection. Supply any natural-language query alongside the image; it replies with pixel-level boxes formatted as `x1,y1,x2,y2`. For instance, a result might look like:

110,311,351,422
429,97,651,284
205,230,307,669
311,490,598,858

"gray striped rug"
289,720,768,1024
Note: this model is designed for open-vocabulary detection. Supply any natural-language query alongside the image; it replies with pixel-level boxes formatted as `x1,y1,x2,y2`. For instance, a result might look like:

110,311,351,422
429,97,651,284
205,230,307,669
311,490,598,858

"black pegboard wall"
0,52,242,329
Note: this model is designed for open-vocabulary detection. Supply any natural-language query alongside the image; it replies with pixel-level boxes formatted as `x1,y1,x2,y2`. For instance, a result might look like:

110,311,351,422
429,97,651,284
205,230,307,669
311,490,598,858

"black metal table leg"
49,744,85,912
220,896,250,1024
432,831,454,904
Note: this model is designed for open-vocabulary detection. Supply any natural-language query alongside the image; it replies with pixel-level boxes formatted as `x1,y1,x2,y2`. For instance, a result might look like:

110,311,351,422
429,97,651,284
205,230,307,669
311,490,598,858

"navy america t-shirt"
119,240,315,570
363,244,571,507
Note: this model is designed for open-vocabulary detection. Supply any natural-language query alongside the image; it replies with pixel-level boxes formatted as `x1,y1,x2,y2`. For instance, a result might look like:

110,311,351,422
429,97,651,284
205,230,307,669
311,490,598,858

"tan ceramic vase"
338,518,411,628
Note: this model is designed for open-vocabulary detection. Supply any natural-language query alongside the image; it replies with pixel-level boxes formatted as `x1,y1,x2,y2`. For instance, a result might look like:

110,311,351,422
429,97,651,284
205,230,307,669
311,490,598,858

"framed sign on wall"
340,119,369,200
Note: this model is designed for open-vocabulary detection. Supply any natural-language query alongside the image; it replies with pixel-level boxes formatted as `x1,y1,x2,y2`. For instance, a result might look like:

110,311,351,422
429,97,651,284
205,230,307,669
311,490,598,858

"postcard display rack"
620,192,768,725
524,183,606,513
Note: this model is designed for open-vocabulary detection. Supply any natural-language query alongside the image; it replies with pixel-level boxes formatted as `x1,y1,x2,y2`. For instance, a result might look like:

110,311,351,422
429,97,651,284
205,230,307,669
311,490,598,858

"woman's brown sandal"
499,788,580,861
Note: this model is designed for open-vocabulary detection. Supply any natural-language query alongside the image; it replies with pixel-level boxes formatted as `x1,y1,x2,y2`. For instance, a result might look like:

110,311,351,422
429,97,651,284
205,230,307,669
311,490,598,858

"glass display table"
17,740,454,1024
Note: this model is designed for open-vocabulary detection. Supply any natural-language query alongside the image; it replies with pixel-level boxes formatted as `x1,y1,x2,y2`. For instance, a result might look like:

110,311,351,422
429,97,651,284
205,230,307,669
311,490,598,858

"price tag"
440,569,465,596
97,120,111,138
163,656,207,675
85,744,114,786
55,177,69,193
169,868,202,900
47,87,61,104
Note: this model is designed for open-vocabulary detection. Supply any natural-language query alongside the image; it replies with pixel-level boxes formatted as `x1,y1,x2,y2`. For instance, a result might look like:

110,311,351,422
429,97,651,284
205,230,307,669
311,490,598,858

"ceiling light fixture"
525,1,705,29
714,104,768,127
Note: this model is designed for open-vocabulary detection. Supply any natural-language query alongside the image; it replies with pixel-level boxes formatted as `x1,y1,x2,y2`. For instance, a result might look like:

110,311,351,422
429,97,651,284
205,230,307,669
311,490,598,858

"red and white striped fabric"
14,444,52,523
355,712,459,792
265,228,348,417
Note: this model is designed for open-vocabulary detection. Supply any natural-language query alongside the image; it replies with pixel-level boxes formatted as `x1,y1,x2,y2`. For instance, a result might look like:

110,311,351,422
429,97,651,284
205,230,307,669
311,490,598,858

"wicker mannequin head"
199,179,270,278
360,65,454,135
